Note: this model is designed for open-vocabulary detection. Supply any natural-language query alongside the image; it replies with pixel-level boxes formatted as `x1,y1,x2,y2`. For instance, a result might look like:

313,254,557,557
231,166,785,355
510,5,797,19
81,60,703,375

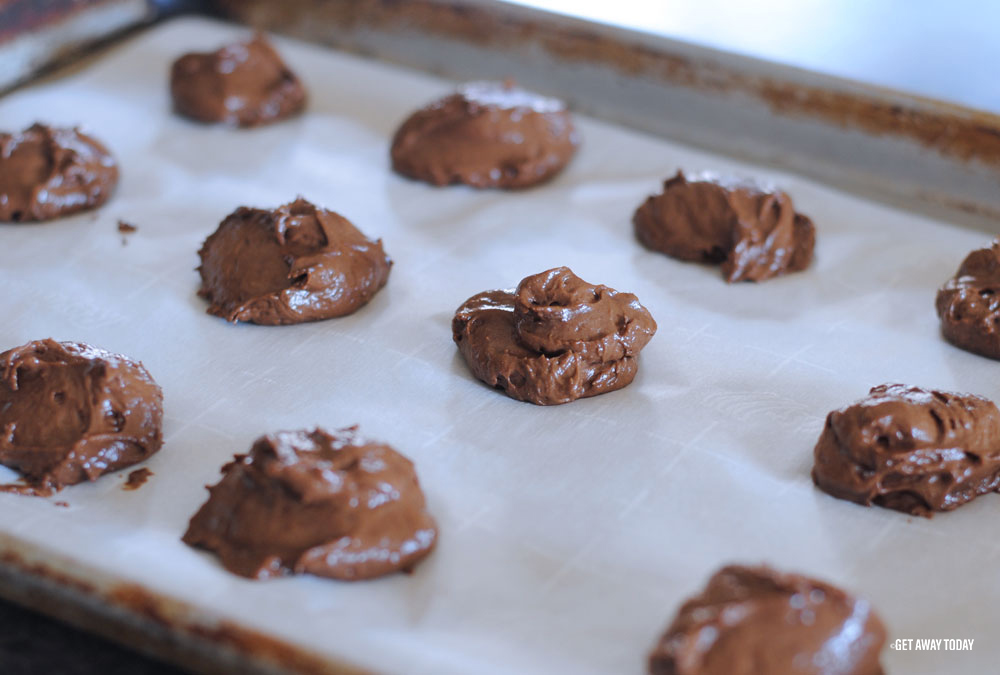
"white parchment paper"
0,17,996,674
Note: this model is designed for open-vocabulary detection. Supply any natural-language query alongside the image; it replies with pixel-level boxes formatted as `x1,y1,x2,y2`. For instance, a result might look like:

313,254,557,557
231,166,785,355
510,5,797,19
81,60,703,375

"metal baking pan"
0,0,198,92
1,2,998,674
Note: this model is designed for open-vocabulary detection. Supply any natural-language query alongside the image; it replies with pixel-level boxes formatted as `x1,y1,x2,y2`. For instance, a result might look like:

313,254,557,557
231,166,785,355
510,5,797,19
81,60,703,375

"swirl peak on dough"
649,565,886,675
812,383,1000,516
936,238,1000,359
453,267,656,405
182,427,438,581
197,198,391,325
0,339,163,495
170,33,306,127
390,80,579,189
514,267,654,360
0,124,118,223
633,170,815,282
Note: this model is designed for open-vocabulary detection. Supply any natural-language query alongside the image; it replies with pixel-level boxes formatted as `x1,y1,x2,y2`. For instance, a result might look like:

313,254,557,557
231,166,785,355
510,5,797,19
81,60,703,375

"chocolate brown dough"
649,565,886,675
170,33,306,127
197,198,391,325
936,238,1000,359
0,339,163,495
124,467,153,491
390,80,579,189
0,124,118,222
452,267,656,405
633,171,815,282
812,383,1000,516
183,427,438,581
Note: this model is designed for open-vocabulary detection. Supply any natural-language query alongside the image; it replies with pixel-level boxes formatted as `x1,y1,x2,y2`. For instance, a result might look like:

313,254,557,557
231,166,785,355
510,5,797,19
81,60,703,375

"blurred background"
4,0,998,112
508,0,999,111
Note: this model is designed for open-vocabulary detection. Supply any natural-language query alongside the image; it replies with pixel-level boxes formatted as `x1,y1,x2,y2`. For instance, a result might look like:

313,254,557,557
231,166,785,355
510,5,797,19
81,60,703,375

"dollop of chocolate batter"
812,383,1000,516
0,339,163,495
936,238,1000,359
452,267,656,405
198,198,391,325
649,565,886,675
390,80,579,189
0,124,118,222
183,427,437,581
170,33,306,127
633,171,815,282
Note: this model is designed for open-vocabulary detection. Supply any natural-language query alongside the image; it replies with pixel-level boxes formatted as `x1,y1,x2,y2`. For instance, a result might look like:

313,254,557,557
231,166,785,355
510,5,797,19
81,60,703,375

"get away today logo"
890,638,975,651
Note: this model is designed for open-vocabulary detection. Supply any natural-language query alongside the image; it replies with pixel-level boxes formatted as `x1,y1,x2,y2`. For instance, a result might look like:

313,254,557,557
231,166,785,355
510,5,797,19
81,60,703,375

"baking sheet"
0,16,997,674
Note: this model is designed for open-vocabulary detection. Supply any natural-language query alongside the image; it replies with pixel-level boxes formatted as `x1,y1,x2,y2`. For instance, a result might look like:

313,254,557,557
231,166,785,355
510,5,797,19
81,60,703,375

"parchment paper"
0,17,996,674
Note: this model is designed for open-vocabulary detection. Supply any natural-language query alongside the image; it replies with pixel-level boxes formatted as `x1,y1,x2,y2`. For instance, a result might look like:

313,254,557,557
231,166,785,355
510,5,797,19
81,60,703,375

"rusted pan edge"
211,0,1000,232
0,535,372,675
0,0,155,93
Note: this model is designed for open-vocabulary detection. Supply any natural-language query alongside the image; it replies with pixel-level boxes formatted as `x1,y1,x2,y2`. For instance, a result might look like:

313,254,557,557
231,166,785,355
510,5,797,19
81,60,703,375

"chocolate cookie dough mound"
452,267,656,405
390,80,579,189
198,198,391,325
936,238,1000,359
0,124,118,222
170,33,306,127
633,171,815,282
0,339,163,495
649,565,886,675
183,427,438,581
813,383,1000,516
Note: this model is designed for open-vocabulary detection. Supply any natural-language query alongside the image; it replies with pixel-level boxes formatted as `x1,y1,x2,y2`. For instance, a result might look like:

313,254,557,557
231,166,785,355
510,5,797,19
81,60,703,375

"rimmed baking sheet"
0,16,996,674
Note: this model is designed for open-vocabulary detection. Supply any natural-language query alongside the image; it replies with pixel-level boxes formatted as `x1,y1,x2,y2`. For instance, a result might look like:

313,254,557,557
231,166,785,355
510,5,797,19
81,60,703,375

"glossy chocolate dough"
452,267,656,405
649,565,886,675
390,80,579,189
813,383,1000,516
0,124,118,222
0,339,163,495
633,171,815,282
170,33,306,127
936,238,1000,359
198,198,391,325
183,427,437,581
